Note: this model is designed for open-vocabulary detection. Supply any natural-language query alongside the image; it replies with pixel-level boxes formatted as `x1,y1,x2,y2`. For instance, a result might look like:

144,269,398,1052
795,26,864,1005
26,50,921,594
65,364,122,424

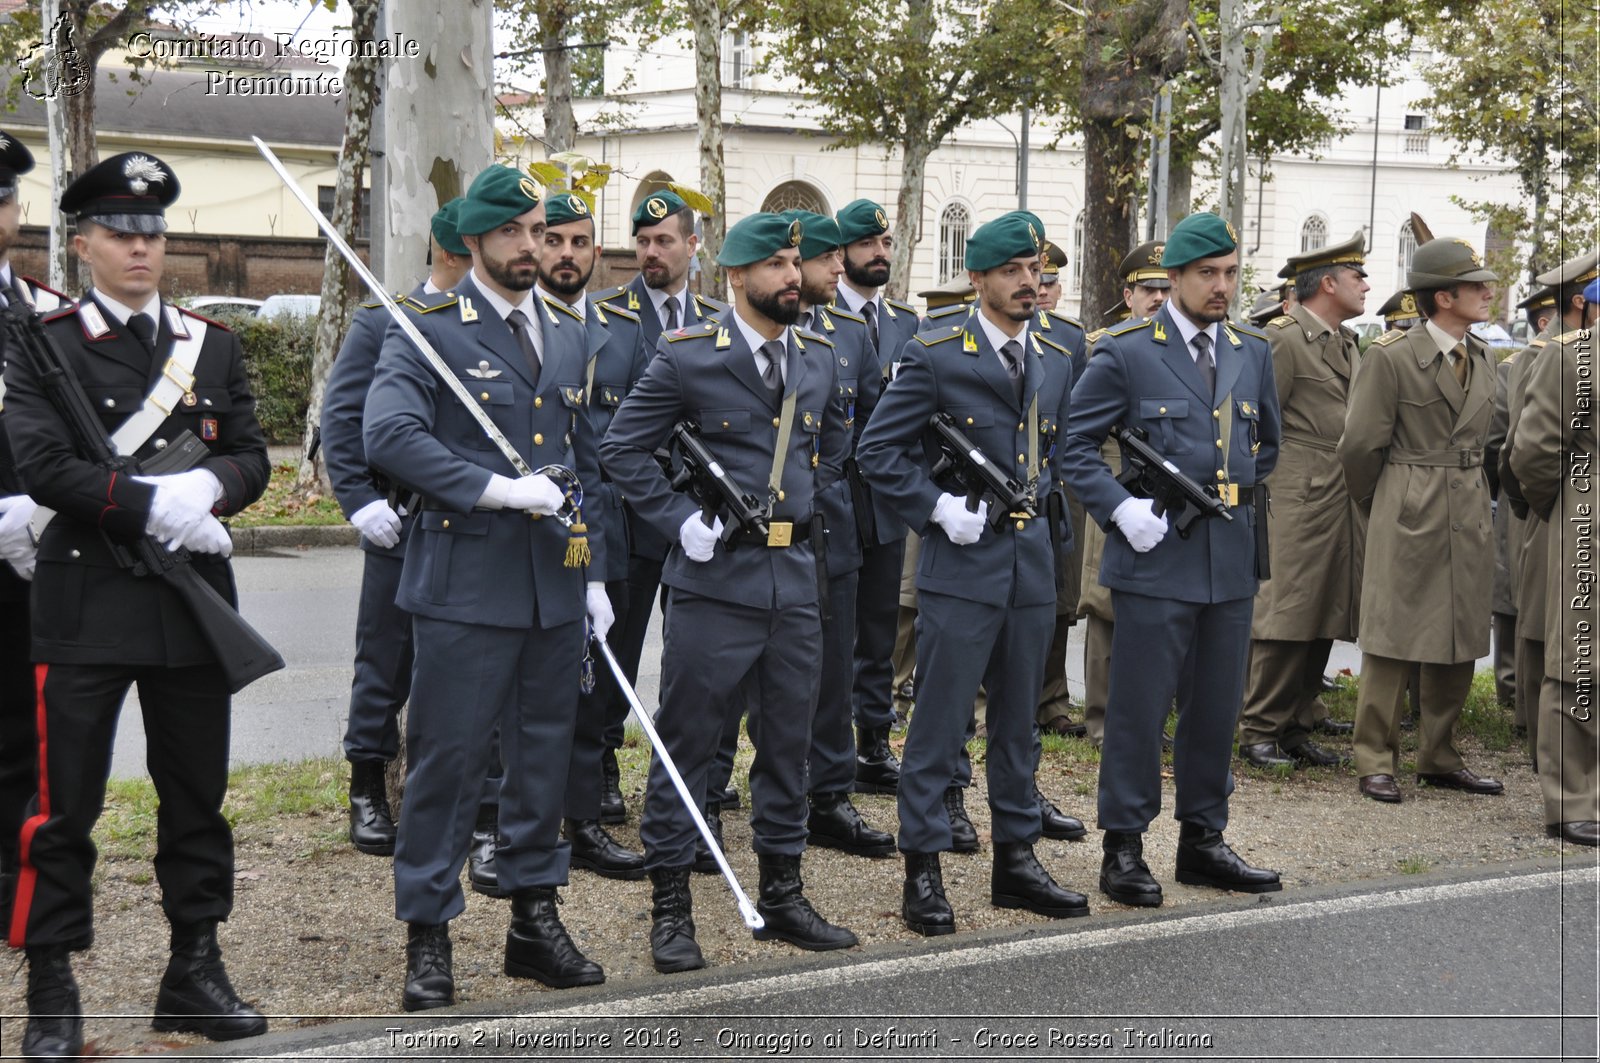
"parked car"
258,294,322,320
1469,320,1519,353
1346,314,1387,351
181,295,264,317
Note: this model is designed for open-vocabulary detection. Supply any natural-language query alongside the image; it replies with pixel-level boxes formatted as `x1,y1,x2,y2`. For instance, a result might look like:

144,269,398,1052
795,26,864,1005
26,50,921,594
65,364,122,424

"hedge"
224,311,316,445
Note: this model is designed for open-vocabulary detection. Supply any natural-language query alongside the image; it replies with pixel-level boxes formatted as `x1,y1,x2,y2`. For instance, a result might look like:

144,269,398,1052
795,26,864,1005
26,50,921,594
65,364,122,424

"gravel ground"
0,723,1585,1056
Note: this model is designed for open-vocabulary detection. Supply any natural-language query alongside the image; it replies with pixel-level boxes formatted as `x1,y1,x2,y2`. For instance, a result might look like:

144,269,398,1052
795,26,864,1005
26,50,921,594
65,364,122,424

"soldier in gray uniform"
531,192,650,880
322,199,470,857
1064,212,1283,909
859,213,1087,936
602,213,857,974
364,166,614,1008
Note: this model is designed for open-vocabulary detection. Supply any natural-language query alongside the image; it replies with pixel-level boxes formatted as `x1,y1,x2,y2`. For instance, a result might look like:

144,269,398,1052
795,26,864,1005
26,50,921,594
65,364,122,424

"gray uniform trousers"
809,570,863,794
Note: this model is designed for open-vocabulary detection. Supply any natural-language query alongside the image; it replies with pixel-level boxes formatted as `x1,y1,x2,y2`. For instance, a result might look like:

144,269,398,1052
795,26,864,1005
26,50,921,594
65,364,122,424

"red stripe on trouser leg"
10,663,50,948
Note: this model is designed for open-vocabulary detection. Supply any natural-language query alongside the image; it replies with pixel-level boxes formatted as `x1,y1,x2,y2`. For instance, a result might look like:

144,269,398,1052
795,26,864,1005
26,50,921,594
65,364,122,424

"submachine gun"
928,411,1037,530
667,421,771,543
1112,425,1233,539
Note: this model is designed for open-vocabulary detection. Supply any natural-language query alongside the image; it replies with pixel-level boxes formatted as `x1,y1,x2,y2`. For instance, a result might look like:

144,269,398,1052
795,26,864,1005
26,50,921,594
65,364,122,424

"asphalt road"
181,860,1598,1061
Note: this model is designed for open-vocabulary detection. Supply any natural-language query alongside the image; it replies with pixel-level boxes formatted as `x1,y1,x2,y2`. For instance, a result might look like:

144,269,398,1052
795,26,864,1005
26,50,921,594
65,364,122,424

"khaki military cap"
1534,249,1598,289
1278,232,1367,279
1118,240,1170,288
1406,238,1498,289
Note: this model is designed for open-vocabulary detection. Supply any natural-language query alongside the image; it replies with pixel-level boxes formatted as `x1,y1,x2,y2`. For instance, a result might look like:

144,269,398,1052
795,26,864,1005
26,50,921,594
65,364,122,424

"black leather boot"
347,759,397,855
854,725,901,794
505,887,605,988
1174,823,1282,893
991,841,1089,918
1035,786,1087,841
22,946,83,1058
649,866,704,973
599,748,626,824
692,800,724,875
151,922,268,1041
901,851,955,936
944,786,980,852
752,854,858,951
566,818,647,880
807,792,896,857
468,806,506,898
1099,830,1163,907
401,922,454,1012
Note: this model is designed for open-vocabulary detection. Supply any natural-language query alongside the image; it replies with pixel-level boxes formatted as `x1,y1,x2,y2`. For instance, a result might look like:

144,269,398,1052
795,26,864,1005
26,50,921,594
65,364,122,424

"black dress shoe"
505,887,605,988
1099,831,1163,907
599,748,626,825
22,946,83,1058
469,819,507,898
1418,768,1505,795
401,923,454,1012
649,866,704,972
1359,774,1403,803
1174,824,1281,893
716,784,742,810
347,759,397,856
1548,821,1600,847
1284,740,1349,768
1238,741,1293,768
944,786,980,852
992,841,1090,918
1040,714,1088,738
151,923,267,1041
566,818,647,880
1035,787,1087,841
901,851,955,936
751,854,858,951
692,800,724,875
1315,717,1355,736
855,725,901,794
1320,674,1339,693
808,792,896,857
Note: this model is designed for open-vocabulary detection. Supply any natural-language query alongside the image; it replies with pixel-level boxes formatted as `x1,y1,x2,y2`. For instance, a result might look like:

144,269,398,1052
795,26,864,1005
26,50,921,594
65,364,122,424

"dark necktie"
505,309,541,388
759,339,784,396
866,301,881,354
1000,339,1024,404
1450,343,1469,389
662,296,680,332
127,312,157,357
1192,331,1215,397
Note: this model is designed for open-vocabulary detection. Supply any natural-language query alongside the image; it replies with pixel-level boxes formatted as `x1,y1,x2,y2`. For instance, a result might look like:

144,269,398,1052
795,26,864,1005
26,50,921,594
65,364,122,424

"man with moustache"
595,192,729,817
1064,212,1282,908
830,199,919,797
602,213,856,973
858,213,1086,936
364,166,614,1008
530,190,649,880
1339,237,1502,804
322,199,471,859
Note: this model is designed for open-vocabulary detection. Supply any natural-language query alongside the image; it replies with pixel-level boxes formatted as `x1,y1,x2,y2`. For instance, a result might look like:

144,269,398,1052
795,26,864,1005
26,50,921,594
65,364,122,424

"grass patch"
230,462,347,528
1397,856,1431,875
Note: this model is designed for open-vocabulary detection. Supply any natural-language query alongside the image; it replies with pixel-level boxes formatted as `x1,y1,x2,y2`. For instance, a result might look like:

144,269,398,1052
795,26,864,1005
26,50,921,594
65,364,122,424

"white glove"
586,582,614,641
1111,496,1169,553
678,513,724,563
480,473,564,516
350,498,402,549
931,492,988,546
135,469,223,545
0,495,38,563
8,555,35,581
167,514,234,557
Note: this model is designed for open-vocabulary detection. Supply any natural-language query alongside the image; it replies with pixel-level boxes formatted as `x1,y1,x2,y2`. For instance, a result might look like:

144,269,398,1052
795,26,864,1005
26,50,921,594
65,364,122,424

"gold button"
532,513,542,521
442,519,450,529
777,490,786,501
1018,422,1024,431
1213,409,1221,419
534,397,543,408
722,420,731,428
1018,454,1026,463
480,391,490,401
966,417,975,425
772,417,781,428
1015,520,1025,530
1216,471,1226,481
1216,439,1224,448
1158,406,1166,414
534,433,544,445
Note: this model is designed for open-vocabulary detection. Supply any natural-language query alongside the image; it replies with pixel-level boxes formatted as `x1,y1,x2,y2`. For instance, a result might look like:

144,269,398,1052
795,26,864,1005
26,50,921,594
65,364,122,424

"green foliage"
232,463,347,528
231,311,315,445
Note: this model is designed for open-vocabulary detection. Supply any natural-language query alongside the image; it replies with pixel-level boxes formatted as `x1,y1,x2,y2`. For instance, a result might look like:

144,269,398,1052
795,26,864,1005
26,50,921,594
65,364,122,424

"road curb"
229,524,360,553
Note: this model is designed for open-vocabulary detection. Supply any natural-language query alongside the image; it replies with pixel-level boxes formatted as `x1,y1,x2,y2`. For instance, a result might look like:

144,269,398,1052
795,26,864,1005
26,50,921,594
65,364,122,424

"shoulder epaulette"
178,306,232,332
1085,327,1109,344
1268,314,1297,329
1046,310,1084,330
885,297,916,315
794,327,834,350
1230,321,1267,340
1555,329,1590,344
925,303,969,320
1372,328,1406,347
1106,317,1153,337
21,276,70,302
360,290,407,310
41,304,78,324
914,325,964,347
597,301,640,323
542,295,584,323
826,305,865,325
1035,333,1070,356
409,290,460,313
666,321,719,343
591,285,628,304
1529,338,1548,348
694,293,729,312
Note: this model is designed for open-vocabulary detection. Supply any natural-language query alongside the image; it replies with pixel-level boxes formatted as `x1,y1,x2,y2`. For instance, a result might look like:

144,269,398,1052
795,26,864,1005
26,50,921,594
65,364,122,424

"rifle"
2,304,286,694
667,421,770,543
1113,425,1233,539
928,411,1037,530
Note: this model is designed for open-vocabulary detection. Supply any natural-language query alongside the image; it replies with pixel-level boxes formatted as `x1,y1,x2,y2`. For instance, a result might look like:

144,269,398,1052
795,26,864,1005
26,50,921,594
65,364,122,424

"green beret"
718,212,804,267
633,190,688,234
1004,210,1047,243
836,198,890,244
779,209,841,260
544,191,593,229
455,166,541,237
430,197,469,256
965,213,1043,272
1161,212,1238,268
1407,237,1498,289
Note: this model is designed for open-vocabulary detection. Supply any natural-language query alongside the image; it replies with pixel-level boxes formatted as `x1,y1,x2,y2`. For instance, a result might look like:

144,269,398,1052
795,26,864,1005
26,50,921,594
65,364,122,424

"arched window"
1397,219,1418,275
1071,211,1085,293
1300,214,1328,253
937,201,971,283
760,180,828,216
